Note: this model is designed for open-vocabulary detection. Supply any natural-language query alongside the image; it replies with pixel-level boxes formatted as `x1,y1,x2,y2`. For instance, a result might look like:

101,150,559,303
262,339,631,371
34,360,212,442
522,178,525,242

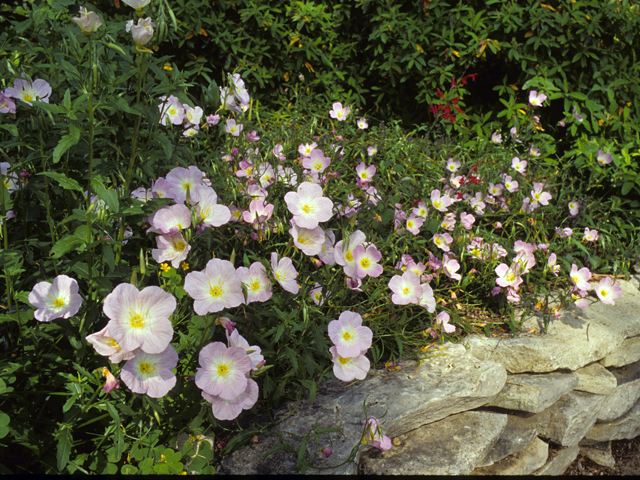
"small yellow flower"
160,263,171,272
182,262,189,271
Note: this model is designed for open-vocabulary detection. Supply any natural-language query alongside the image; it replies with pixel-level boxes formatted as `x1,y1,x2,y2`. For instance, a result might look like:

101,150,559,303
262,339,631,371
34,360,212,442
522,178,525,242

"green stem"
86,36,96,298
38,127,59,249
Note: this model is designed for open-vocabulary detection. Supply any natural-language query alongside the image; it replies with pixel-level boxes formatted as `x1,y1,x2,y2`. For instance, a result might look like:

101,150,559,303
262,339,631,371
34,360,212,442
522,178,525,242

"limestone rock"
221,343,506,475
470,436,548,475
488,372,579,413
537,391,607,446
359,411,507,475
466,280,640,373
578,439,616,468
219,434,299,475
574,362,617,395
475,413,539,467
597,359,640,422
533,445,580,476
600,336,640,367
586,398,640,441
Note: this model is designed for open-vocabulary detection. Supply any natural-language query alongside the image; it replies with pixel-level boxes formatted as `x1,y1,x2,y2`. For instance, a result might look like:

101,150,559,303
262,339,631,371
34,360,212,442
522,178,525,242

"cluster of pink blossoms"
328,312,372,382
158,94,219,137
570,264,622,308
1,75,51,112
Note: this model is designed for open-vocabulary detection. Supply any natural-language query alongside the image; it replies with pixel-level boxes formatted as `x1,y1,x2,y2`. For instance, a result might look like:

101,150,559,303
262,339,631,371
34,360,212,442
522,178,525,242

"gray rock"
220,434,299,475
600,336,640,367
475,413,540,467
578,439,616,468
574,362,618,395
597,359,640,422
586,398,640,441
537,391,607,446
533,444,580,476
466,280,640,373
221,343,506,475
487,372,579,413
470,436,548,475
359,411,507,475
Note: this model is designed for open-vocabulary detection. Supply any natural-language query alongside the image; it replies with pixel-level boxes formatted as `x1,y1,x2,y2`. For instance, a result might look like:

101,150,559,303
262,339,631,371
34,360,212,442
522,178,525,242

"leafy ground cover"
1,0,640,474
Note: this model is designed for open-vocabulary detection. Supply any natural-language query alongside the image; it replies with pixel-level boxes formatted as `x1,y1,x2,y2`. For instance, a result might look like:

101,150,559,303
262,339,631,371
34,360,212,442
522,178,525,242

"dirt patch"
565,436,640,476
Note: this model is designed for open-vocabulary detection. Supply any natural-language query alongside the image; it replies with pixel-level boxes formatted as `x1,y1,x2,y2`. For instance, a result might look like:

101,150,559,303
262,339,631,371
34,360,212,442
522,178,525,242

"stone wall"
219,278,640,475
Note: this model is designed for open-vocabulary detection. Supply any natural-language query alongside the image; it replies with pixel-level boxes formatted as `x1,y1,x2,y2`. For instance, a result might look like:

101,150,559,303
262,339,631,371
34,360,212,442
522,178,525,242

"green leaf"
57,428,72,472
50,236,85,258
155,132,174,160
91,177,119,213
40,172,83,192
121,465,139,475
53,125,81,164
622,181,634,196
0,123,18,136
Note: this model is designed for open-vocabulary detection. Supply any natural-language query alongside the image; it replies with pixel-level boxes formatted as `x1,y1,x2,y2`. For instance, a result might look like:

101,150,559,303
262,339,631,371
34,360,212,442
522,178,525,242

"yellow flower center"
314,292,322,300
23,93,34,102
506,272,516,283
246,167,252,175
175,240,186,251
435,238,442,246
361,172,368,179
52,297,66,308
250,280,261,291
402,287,410,294
600,289,608,297
297,235,309,245
129,312,145,329
217,364,230,376
433,200,441,209
345,251,353,262
472,248,480,257
407,221,414,228
360,258,371,269
107,338,120,348
210,285,223,298
571,275,579,285
302,204,312,214
139,361,156,375
338,355,350,365
168,107,176,116
313,163,322,171
276,271,284,280
342,331,353,341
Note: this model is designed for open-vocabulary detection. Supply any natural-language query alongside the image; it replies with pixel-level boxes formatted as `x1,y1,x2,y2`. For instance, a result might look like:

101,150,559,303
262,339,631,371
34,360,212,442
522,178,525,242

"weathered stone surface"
487,372,579,413
470,436,548,475
537,391,607,446
533,445,580,476
597,359,640,422
359,411,507,475
586,398,640,441
475,413,539,467
221,343,506,475
575,362,618,395
219,435,299,475
466,280,640,373
578,439,616,468
600,336,640,367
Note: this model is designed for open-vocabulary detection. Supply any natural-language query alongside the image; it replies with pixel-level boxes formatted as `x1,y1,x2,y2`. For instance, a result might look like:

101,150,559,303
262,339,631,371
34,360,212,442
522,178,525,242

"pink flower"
148,203,192,235
202,378,259,421
226,330,264,370
433,233,453,252
329,102,350,121
511,157,527,174
367,146,377,157
445,158,461,173
284,182,334,229
330,346,369,381
435,311,456,333
388,271,422,305
357,118,368,129
442,255,461,281
225,118,243,136
583,227,598,242
102,368,119,394
556,227,573,238
334,230,367,276
595,277,622,305
302,149,331,174
72,6,103,33
460,212,475,230
183,105,204,126
310,283,326,306
270,252,299,294
568,200,580,216
412,201,429,218
570,264,592,291
328,311,373,358
440,213,456,231
430,189,452,212
184,259,244,314
364,417,392,451
236,262,272,304
503,175,518,193
547,253,561,276
191,187,231,228
130,17,155,47
28,275,82,323
298,142,318,156
5,76,51,105
206,114,220,125
289,223,325,256
597,150,612,166
158,95,184,125
85,326,136,363
355,162,376,184
491,132,502,144
243,199,274,227
352,244,383,278
196,342,252,400
152,232,190,268
531,183,552,206
121,346,178,398
406,215,424,235
418,283,436,312
215,316,236,335
529,90,547,107
318,230,336,266
246,130,260,142
495,264,523,289
0,92,16,114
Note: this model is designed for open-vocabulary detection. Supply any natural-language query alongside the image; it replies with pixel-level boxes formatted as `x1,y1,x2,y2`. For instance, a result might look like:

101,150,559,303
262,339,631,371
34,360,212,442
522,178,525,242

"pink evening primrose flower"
330,346,370,382
494,264,523,289
310,283,326,306
103,284,175,354
130,17,155,47
121,346,178,398
388,271,422,305
406,215,425,235
243,199,274,227
440,213,456,231
226,329,264,370
503,175,518,193
225,118,243,136
418,283,436,313
236,262,272,304
183,126,199,137
28,275,82,323
195,342,252,400
270,252,299,294
166,165,204,204
184,259,244,314
147,203,192,235
433,233,453,252
568,200,581,216
511,157,527,174
583,227,599,242
352,244,383,278
355,162,376,184
246,130,260,142
5,76,52,105
102,368,120,394
547,253,561,276
152,232,190,268
445,158,461,173
430,189,452,212
85,326,136,363
207,114,220,125
367,146,377,157
529,90,547,107
531,183,552,206
158,95,185,126
570,264,592,291
595,277,622,305
328,311,373,358
318,230,337,266
329,102,350,121
289,223,325,256
460,212,475,230
597,150,612,166
529,145,541,157
413,201,429,218
183,104,204,126
298,142,318,156
556,226,573,238
302,149,331,174
364,417,392,451
215,316,236,335
435,311,456,333
491,132,502,144
357,118,368,129
191,187,232,228
202,378,259,421
0,92,16,114
443,255,461,281
334,230,367,276
72,6,103,33
122,0,151,9
284,182,334,229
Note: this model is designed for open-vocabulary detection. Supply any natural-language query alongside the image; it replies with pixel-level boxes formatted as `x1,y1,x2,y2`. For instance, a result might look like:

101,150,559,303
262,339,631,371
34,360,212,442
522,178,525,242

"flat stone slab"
467,280,640,373
597,359,640,422
537,391,607,446
600,336,640,367
475,413,539,467
533,444,580,475
575,362,617,395
470,436,548,476
488,371,579,413
586,398,640,441
578,439,616,468
221,343,506,475
360,411,507,475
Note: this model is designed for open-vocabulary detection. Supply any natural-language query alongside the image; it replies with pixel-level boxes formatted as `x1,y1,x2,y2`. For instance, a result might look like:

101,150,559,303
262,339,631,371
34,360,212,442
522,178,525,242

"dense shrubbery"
0,0,639,474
